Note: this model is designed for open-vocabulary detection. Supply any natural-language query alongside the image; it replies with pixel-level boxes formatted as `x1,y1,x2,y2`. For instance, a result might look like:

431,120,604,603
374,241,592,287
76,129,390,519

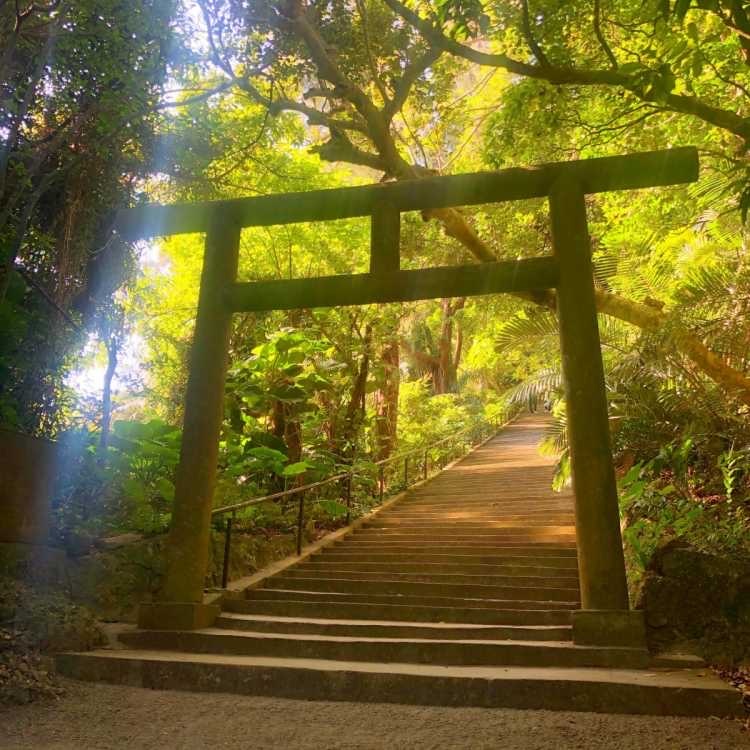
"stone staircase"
57,416,744,717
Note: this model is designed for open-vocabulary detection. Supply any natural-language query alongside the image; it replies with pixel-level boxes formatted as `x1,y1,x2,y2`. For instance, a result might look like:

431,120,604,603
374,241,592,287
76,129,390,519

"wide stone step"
349,535,577,545
214,613,573,641
354,526,576,536
371,515,576,525
362,523,576,532
393,507,574,515
264,576,580,602
283,567,580,588
325,541,578,560
340,538,578,547
225,597,574,625
244,588,577,610
57,651,744,717
304,559,579,575
398,500,575,509
117,628,649,669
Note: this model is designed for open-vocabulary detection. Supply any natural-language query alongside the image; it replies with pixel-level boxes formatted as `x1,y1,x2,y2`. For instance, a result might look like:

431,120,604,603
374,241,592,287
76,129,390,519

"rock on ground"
0,679,748,750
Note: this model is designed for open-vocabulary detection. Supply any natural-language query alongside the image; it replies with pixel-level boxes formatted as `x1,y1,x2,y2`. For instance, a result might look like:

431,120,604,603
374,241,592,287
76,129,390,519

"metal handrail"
211,419,494,517
212,472,350,516
213,415,508,587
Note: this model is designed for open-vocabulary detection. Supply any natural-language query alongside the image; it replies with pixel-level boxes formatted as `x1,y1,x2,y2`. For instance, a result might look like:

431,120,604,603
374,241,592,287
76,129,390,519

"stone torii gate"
118,147,698,646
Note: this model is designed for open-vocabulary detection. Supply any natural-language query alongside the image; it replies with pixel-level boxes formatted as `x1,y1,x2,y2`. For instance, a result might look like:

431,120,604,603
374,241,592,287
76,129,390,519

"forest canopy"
1,0,749,580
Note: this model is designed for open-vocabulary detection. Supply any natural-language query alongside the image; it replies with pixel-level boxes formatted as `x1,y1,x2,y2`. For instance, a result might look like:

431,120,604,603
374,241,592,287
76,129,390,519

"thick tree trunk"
435,298,465,394
272,399,302,464
374,338,400,461
339,324,372,459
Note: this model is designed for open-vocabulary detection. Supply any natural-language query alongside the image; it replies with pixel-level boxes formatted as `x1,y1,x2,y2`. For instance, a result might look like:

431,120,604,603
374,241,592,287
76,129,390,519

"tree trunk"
435,298,465,394
374,337,400,461
99,340,118,452
339,324,372,460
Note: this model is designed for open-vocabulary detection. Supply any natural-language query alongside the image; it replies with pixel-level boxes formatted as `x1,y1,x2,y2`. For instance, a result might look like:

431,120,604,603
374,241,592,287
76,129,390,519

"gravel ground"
1,679,748,750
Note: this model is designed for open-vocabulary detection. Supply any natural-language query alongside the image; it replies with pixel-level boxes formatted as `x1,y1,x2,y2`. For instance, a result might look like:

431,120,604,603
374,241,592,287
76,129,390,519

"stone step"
398,500,575,509
349,534,577,544
369,521,577,529
264,576,580,602
362,523,576,532
57,651,744,717
325,541,578,560
355,526,576,536
305,559,579,575
282,568,581,588
117,628,650,669
225,597,574,625
384,504,574,513
214,613,573,641
377,516,575,524
244,588,578,611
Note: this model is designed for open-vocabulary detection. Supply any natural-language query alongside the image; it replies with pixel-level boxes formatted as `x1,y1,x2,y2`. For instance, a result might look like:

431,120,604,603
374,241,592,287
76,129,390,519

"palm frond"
539,406,567,456
503,368,562,406
495,311,559,352
689,170,733,206
593,251,618,287
673,263,732,308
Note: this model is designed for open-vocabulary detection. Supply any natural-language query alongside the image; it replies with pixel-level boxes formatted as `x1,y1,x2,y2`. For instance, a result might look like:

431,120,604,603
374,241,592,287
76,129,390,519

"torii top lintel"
117,147,698,241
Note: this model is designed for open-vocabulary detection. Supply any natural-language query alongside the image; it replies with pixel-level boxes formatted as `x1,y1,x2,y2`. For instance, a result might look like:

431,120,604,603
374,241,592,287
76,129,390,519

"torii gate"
119,147,698,646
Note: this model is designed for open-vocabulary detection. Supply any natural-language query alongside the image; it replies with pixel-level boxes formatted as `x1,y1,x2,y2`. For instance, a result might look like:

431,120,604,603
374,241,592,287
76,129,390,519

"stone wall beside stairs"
24,529,301,623
637,540,750,666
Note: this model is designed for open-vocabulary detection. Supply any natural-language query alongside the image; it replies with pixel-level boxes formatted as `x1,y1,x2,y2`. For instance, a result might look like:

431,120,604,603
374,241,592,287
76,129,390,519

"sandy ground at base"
0,678,748,750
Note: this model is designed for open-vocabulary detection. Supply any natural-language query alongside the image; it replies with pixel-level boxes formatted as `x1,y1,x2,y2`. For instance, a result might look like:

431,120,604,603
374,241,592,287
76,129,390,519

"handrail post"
221,514,233,589
379,465,384,503
345,473,352,525
296,491,305,556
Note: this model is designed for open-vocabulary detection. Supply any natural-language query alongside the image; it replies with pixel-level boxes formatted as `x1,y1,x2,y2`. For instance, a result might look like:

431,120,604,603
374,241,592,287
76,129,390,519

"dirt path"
1,679,747,750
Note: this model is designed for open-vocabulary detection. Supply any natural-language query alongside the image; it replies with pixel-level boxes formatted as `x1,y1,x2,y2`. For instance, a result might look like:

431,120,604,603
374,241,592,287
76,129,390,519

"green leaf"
674,0,692,21
317,499,348,519
155,477,175,501
282,461,310,477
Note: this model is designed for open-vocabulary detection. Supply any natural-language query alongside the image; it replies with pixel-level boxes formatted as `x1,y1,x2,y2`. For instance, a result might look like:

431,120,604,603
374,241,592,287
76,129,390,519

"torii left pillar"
138,214,240,629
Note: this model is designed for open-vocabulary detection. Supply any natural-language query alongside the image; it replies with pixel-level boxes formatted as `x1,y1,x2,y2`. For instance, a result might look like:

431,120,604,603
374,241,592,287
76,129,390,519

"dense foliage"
1,1,748,584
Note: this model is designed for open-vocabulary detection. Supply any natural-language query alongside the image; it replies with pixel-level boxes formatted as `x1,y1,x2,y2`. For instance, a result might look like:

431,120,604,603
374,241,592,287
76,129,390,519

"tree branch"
354,0,390,106
593,0,618,69
382,0,750,141
384,45,441,121
520,0,549,66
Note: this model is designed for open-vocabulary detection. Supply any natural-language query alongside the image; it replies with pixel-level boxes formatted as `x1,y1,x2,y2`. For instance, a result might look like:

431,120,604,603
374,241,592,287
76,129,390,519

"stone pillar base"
138,601,220,630
572,609,647,648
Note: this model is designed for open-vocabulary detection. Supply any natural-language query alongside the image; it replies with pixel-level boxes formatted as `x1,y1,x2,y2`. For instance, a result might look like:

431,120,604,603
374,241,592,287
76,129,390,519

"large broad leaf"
122,476,147,503
270,383,308,403
247,446,288,463
155,477,175,502
317,499,348,519
113,418,175,442
244,430,287,453
282,461,310,477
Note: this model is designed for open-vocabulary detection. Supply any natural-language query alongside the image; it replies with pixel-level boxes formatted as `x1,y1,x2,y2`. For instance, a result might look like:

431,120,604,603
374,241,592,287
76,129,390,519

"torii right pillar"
549,176,646,648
